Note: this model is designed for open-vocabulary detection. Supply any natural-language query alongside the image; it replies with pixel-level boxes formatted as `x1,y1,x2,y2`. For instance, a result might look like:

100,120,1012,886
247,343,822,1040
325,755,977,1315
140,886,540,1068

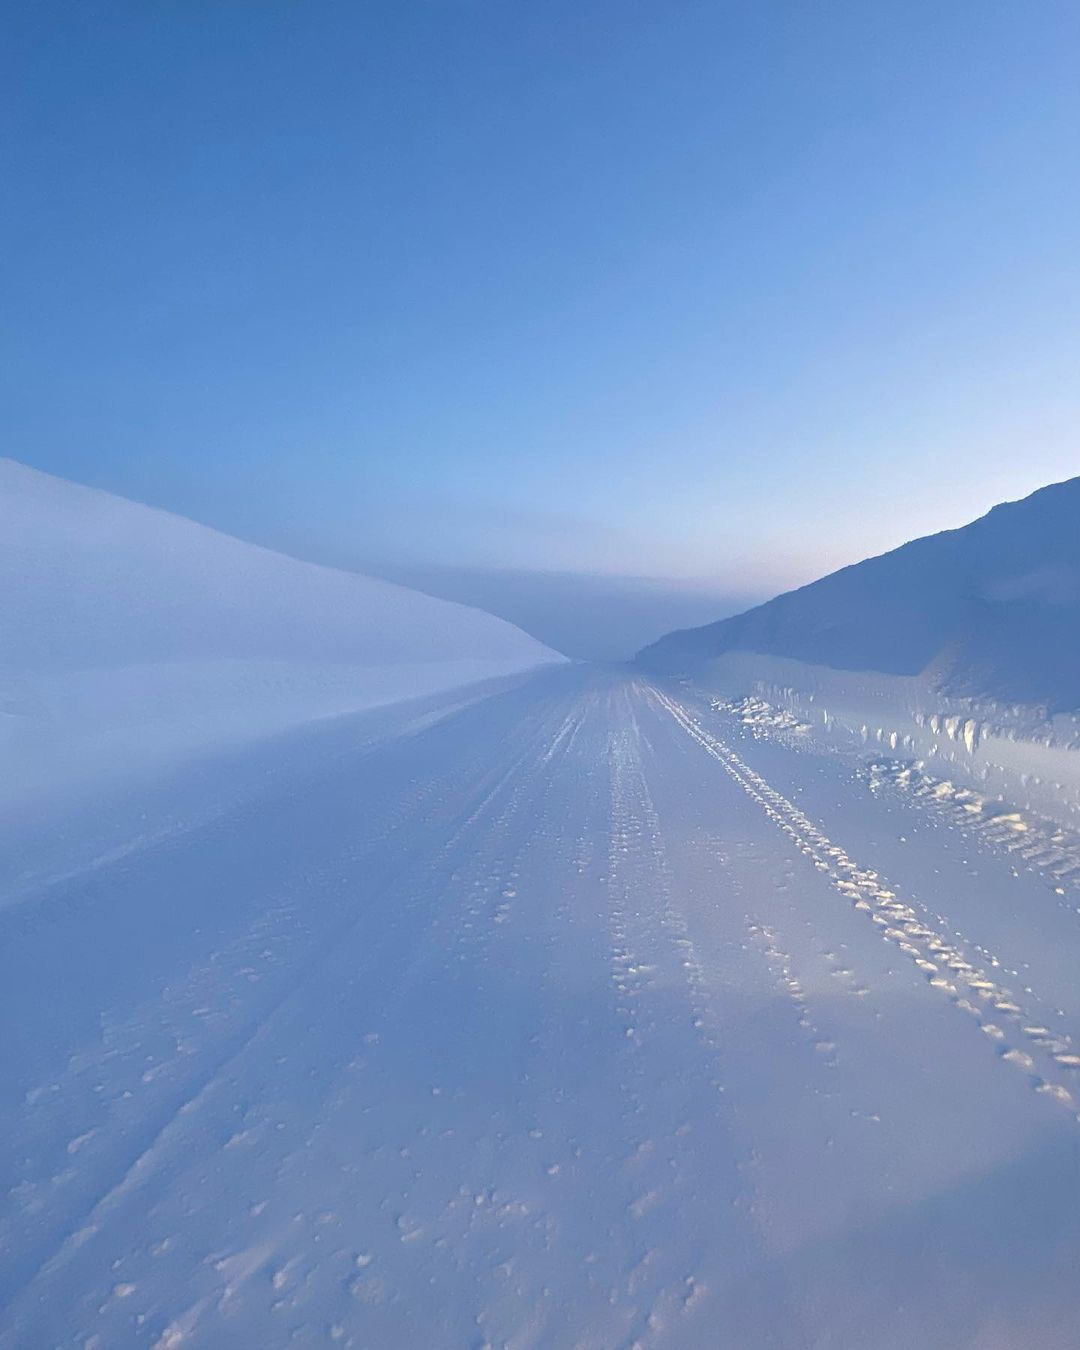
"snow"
639,474,1080,713
0,459,561,812
3,665,1080,1347
674,649,1080,836
4,462,1080,1346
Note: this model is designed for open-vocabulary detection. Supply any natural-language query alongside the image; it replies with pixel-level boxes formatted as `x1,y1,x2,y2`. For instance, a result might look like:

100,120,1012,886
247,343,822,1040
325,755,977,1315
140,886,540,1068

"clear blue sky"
4,1,1078,594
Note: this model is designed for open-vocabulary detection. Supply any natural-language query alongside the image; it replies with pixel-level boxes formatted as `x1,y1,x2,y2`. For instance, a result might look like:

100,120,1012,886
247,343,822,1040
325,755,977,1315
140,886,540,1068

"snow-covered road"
3,666,1079,1348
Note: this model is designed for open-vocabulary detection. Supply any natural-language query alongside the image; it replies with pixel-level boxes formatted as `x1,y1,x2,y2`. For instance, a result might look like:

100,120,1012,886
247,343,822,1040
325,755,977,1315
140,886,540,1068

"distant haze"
366,565,758,663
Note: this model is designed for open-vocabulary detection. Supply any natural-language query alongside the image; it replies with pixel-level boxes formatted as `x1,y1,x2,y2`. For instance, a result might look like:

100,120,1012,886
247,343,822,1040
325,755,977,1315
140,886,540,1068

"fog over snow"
365,562,756,663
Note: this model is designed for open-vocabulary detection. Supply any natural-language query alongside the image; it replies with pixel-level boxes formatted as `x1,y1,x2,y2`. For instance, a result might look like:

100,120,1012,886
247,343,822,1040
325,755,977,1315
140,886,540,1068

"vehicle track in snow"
603,685,773,1345
0,675,600,1346
5,668,1080,1349
651,686,1080,1122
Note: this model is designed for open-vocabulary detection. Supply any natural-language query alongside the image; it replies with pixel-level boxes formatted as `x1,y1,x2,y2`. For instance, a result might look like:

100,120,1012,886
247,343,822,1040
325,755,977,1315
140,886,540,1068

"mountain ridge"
638,476,1080,712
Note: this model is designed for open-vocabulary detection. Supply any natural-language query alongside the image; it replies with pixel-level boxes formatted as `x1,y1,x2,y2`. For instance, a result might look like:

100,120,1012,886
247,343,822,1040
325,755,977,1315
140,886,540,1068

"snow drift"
0,458,561,807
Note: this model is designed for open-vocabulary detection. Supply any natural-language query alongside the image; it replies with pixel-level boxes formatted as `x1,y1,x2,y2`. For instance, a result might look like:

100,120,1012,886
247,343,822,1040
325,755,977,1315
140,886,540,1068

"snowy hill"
0,459,560,805
639,476,1080,712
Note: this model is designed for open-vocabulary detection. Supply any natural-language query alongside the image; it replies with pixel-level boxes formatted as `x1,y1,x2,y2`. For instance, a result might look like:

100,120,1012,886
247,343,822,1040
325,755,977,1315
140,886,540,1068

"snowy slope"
0,458,560,805
639,476,1080,712
3,666,1080,1348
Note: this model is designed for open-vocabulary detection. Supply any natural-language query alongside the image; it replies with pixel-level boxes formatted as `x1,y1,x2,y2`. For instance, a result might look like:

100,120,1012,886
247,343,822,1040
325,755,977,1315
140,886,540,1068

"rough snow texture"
673,650,1080,838
639,475,1080,712
0,459,560,808
3,666,1080,1348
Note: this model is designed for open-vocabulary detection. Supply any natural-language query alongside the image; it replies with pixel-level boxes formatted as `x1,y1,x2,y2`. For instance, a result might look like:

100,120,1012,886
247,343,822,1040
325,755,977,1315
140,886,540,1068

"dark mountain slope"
638,477,1080,711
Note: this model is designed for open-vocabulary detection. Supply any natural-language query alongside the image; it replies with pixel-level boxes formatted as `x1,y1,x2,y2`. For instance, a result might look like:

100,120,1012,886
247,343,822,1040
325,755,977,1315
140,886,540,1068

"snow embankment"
686,649,1080,835
0,459,561,809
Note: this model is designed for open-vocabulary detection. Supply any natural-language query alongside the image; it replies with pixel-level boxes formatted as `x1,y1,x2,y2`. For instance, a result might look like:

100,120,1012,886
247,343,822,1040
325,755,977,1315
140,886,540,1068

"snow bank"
688,649,1080,833
0,459,561,807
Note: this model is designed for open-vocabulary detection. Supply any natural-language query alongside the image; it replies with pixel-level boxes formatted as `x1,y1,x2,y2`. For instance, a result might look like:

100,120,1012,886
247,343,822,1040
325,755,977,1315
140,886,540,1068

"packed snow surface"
0,459,560,808
4,665,1080,1348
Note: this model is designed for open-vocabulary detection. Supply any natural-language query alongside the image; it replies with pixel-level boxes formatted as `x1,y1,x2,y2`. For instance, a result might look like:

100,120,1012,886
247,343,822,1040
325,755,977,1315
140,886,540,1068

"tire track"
0,681,593,1347
604,683,791,1347
651,686,1080,1123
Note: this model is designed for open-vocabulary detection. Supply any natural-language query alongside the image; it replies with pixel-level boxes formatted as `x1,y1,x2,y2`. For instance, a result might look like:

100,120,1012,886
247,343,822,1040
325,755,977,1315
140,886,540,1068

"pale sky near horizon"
4,1,1078,596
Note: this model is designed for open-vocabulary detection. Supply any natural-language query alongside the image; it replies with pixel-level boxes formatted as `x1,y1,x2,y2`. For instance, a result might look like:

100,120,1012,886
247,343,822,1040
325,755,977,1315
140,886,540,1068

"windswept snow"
0,459,560,811
3,666,1080,1348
